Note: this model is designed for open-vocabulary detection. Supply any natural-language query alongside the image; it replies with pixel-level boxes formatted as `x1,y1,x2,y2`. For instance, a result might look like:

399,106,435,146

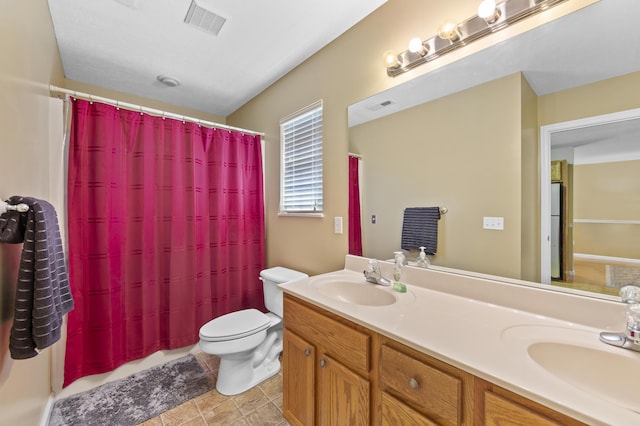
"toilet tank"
260,267,308,317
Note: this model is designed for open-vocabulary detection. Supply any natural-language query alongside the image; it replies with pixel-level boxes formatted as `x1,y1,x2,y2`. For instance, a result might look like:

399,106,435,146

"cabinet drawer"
284,295,371,374
380,344,461,426
484,391,562,426
381,392,438,426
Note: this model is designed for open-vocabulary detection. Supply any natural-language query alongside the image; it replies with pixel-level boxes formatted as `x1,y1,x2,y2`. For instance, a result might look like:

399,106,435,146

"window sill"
277,211,324,218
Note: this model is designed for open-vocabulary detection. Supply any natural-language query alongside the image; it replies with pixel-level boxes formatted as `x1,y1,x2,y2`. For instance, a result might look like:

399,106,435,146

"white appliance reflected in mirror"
550,182,562,281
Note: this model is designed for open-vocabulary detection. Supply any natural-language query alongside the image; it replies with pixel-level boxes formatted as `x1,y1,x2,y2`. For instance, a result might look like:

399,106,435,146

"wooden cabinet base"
282,293,586,426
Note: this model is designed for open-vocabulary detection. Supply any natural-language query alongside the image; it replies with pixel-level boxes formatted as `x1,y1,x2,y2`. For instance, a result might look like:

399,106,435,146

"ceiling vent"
366,100,395,112
184,0,227,36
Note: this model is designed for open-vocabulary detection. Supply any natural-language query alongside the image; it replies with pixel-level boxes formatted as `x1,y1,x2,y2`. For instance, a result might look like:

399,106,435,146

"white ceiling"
551,116,640,165
47,0,387,117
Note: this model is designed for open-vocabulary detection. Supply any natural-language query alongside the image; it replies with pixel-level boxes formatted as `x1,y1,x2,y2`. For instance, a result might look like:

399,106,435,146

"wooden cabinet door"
318,354,370,426
283,328,315,426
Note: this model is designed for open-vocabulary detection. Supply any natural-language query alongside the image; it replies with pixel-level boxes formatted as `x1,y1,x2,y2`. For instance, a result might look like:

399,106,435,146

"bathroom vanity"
280,255,640,425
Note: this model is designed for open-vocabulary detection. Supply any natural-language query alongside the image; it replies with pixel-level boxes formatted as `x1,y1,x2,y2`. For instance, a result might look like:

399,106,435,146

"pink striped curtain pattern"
64,99,265,386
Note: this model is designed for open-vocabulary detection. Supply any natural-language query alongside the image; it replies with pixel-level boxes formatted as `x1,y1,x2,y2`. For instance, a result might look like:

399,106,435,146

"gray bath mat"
48,354,213,426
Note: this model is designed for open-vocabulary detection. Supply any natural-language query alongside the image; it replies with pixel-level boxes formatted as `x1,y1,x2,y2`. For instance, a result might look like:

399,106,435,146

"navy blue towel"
401,207,441,255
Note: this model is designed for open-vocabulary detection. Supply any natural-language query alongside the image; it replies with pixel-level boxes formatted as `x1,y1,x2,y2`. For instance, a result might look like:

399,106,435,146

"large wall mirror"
348,0,640,300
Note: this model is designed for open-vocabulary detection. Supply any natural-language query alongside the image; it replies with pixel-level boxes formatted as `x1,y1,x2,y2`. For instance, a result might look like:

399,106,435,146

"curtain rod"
348,152,362,159
49,85,265,137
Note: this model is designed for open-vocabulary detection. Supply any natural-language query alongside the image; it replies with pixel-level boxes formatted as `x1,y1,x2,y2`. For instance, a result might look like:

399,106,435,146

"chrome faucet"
599,285,640,353
363,259,392,286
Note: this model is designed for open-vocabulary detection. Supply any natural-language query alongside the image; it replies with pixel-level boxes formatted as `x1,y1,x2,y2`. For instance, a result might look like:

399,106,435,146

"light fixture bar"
386,0,568,77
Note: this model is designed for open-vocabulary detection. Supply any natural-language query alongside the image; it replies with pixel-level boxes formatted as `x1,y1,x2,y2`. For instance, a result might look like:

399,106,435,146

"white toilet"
198,266,308,395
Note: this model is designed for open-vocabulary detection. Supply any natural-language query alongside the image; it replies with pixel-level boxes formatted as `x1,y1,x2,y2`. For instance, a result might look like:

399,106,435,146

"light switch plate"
483,216,504,230
334,216,343,234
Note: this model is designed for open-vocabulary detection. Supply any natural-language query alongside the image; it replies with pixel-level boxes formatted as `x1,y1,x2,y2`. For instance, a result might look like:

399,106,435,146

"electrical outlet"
483,216,504,230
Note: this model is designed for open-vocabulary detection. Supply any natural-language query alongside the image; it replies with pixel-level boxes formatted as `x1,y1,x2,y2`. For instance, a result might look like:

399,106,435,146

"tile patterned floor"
138,352,288,426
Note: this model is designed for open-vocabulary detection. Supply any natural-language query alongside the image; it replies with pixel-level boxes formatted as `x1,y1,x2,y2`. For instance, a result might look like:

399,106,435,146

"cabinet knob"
408,377,419,390
319,359,326,368
304,348,311,357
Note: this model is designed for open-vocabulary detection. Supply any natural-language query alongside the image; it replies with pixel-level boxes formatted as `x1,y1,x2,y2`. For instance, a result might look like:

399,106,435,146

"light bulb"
477,0,501,24
383,50,400,69
408,37,427,56
438,19,460,41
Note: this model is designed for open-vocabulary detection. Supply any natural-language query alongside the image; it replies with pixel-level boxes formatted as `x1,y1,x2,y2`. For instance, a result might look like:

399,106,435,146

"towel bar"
0,201,29,214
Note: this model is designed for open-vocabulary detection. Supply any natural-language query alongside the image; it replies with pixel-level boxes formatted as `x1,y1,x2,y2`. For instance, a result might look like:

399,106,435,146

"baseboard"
39,393,55,426
574,253,640,265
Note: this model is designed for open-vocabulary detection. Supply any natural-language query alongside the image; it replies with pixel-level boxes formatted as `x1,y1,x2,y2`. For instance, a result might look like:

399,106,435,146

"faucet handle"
620,285,640,304
367,259,380,275
626,304,640,344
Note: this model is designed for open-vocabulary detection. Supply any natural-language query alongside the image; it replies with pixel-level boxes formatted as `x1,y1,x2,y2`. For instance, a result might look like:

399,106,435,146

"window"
279,100,323,215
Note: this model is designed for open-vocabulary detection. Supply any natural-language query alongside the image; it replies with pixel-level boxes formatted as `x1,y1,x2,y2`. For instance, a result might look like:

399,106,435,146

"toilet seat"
199,309,271,342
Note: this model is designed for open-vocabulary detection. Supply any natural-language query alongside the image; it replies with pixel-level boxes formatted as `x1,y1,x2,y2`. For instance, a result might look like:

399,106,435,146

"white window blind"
280,100,323,214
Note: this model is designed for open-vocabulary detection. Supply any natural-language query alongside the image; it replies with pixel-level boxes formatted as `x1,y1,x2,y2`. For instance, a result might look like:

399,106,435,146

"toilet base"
214,328,283,396
216,356,281,396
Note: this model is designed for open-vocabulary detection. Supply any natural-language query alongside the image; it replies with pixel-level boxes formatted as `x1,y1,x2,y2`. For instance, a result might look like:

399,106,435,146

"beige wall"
0,2,225,424
0,1,64,424
520,75,540,281
573,160,640,259
227,0,513,276
227,0,597,276
350,74,525,279
538,71,640,126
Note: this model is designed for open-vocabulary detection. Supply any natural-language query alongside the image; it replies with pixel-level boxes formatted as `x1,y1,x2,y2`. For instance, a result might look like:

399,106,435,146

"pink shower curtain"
64,99,265,386
348,155,362,256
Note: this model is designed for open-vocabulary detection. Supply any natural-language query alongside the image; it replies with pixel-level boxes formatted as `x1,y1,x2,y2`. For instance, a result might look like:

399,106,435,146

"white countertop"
279,255,640,426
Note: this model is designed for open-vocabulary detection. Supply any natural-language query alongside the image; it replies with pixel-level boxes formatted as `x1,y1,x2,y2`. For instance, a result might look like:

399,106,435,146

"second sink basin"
317,280,397,306
528,341,640,413
502,325,640,415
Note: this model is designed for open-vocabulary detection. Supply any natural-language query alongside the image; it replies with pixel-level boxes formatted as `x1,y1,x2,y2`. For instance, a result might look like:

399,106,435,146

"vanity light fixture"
437,19,461,42
383,50,401,69
384,0,568,77
477,0,501,24
408,37,429,56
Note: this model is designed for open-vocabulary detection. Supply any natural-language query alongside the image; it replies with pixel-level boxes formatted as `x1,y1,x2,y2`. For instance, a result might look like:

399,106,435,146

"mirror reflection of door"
548,115,640,295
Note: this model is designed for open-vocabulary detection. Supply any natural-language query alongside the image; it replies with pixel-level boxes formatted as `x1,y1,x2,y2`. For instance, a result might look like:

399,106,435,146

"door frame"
539,107,640,284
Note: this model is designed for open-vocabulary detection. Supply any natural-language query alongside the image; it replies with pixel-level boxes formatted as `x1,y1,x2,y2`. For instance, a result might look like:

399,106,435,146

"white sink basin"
527,342,640,413
316,280,397,306
501,324,640,414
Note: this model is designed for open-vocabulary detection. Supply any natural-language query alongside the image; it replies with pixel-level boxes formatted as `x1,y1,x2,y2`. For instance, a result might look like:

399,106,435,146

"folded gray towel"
0,196,74,359
400,207,441,255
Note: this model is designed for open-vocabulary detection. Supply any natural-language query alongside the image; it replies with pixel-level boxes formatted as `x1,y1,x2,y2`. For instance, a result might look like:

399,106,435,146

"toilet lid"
199,309,271,342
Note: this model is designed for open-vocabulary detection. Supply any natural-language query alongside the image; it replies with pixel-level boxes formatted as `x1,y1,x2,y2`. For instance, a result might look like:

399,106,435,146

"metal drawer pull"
304,348,311,357
320,359,326,368
408,377,419,390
